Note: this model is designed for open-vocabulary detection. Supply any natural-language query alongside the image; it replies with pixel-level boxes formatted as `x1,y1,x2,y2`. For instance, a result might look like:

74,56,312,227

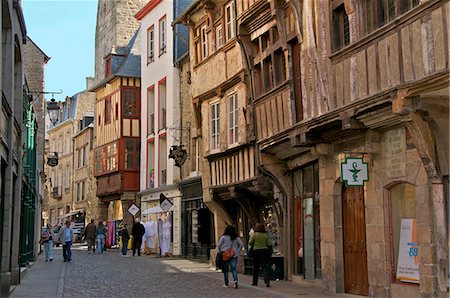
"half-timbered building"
91,31,141,228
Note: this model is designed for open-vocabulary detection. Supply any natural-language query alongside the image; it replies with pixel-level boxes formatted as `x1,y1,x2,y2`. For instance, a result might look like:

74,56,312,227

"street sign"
340,157,368,186
128,203,140,216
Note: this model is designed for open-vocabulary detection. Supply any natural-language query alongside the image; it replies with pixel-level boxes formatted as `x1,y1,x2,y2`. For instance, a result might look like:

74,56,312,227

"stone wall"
94,0,146,84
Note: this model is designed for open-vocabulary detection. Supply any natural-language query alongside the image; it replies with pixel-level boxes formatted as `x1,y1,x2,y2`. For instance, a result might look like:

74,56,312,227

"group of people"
41,220,75,262
217,223,273,289
84,219,107,254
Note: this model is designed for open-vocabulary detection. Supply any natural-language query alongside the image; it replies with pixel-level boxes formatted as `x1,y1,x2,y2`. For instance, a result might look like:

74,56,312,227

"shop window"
389,183,417,283
293,162,321,279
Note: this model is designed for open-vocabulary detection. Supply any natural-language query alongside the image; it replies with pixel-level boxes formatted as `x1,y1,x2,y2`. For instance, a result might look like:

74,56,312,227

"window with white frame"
210,102,220,150
228,93,238,145
147,26,155,63
209,30,215,54
225,2,235,41
216,25,223,48
159,16,167,55
201,25,208,59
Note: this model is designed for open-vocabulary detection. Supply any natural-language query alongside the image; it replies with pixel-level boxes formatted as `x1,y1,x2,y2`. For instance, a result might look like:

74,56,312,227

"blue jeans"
63,241,72,261
223,256,238,286
97,237,105,254
122,239,129,255
43,240,53,261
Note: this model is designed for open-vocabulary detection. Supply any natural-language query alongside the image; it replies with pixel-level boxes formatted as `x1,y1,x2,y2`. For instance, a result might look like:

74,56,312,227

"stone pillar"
121,196,135,229
97,200,109,223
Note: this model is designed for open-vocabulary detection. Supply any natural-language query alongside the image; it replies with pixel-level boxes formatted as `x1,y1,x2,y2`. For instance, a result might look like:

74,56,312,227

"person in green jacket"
248,223,272,287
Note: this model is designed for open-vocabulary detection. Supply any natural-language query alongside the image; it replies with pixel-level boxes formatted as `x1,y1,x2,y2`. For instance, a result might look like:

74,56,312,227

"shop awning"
142,206,172,215
58,209,84,219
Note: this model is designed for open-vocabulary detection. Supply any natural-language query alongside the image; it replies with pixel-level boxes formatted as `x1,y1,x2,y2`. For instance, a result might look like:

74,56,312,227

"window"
147,140,155,188
159,137,167,185
159,16,167,55
125,138,140,170
147,86,155,135
147,26,155,63
95,141,118,176
77,182,81,201
389,183,417,283
332,4,350,52
65,164,70,190
216,25,223,48
105,97,112,124
81,146,86,167
201,25,208,60
77,149,81,168
123,88,139,118
225,2,235,41
210,101,220,150
106,143,117,172
58,169,62,195
228,93,238,145
66,132,70,153
81,181,85,200
158,79,167,130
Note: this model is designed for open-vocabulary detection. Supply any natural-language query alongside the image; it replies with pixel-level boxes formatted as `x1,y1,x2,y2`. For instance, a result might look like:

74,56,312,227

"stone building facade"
73,116,98,222
45,90,96,225
0,0,27,295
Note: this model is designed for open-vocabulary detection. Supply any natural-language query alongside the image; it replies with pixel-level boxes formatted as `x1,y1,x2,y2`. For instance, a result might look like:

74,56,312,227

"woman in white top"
217,225,244,289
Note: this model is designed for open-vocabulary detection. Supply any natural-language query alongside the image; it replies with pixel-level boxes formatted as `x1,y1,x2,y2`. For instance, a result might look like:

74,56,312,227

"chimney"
86,77,94,90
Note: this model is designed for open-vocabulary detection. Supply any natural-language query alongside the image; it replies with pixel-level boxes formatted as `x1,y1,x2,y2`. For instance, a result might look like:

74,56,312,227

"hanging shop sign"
128,203,140,216
396,219,420,283
340,157,369,186
160,193,173,212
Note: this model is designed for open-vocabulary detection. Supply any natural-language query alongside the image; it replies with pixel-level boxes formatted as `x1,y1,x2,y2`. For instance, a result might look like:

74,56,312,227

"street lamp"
47,95,60,125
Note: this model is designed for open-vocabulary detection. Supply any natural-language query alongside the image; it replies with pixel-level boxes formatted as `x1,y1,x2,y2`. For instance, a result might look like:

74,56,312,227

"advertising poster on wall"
396,219,420,283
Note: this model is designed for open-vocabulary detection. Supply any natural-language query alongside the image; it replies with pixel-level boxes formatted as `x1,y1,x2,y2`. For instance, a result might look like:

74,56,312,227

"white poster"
396,219,420,283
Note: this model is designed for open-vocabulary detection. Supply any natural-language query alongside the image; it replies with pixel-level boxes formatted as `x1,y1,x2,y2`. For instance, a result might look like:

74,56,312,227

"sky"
22,0,97,101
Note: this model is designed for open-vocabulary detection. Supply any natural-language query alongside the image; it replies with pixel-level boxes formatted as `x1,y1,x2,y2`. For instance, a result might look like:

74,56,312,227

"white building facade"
136,0,183,256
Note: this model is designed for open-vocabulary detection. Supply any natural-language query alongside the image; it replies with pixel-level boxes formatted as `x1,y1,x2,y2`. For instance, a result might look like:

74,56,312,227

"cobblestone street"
10,244,357,298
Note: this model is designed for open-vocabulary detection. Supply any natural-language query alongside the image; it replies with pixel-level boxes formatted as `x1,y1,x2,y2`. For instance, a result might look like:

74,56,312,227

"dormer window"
105,56,112,78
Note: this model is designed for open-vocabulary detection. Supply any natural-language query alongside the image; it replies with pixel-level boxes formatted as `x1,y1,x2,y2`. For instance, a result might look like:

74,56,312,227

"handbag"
222,240,235,262
216,251,224,269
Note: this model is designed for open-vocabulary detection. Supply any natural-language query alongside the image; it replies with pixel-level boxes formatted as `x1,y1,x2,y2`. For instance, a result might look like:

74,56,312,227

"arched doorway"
342,186,369,295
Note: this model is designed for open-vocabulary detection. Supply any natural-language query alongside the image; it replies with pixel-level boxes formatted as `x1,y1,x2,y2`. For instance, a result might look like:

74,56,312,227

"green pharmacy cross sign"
340,157,369,186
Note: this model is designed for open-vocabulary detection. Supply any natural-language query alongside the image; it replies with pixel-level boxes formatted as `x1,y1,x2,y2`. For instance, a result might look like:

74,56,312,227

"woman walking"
96,221,106,254
217,225,244,289
248,223,273,287
41,224,54,262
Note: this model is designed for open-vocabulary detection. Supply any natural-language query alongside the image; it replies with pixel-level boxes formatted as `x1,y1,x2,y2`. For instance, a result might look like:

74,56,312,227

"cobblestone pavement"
11,244,357,298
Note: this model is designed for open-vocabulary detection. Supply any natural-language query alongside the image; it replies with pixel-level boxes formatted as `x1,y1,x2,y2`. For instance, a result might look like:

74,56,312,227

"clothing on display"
160,220,171,256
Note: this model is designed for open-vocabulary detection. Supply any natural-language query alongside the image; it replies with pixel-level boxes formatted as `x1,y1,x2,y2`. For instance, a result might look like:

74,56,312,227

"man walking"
132,218,145,256
58,221,74,262
120,224,130,257
84,219,97,254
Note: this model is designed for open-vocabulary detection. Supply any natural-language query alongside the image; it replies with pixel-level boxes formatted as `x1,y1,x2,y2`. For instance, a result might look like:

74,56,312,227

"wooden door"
342,186,369,296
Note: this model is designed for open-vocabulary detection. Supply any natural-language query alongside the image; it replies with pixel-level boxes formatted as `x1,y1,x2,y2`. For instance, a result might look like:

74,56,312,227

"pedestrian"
84,219,97,254
57,221,74,262
120,224,130,257
132,218,145,256
96,221,106,254
217,225,244,289
248,223,273,287
41,224,54,262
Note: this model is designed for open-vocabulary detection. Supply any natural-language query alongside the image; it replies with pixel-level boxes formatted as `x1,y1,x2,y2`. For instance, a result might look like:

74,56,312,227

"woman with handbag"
217,225,243,289
41,224,54,262
248,223,273,287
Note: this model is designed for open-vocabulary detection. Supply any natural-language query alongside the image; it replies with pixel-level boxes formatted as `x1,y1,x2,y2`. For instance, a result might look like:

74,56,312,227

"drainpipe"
233,0,290,281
